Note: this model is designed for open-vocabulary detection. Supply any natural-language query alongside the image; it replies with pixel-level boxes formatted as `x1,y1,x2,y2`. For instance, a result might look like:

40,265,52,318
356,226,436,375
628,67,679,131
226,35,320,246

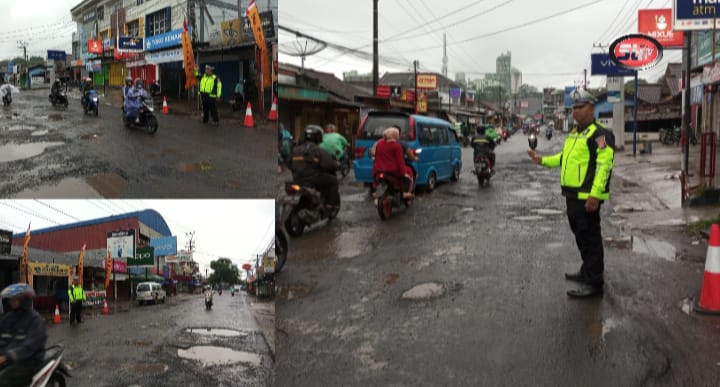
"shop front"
28,262,71,311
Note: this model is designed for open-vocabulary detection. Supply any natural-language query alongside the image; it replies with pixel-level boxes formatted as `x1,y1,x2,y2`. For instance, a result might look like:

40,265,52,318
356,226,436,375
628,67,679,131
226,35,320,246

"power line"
0,201,61,226
34,200,81,222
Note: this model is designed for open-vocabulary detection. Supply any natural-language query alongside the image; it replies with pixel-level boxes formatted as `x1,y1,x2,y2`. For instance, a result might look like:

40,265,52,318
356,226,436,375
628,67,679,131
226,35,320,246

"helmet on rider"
476,125,486,135
1,283,36,310
125,76,133,84
134,78,144,89
303,125,324,144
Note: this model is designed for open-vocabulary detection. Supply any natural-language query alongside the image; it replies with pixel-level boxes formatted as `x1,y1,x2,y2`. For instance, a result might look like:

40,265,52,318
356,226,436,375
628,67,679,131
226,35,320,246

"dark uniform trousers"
70,300,83,323
201,93,219,124
566,197,604,288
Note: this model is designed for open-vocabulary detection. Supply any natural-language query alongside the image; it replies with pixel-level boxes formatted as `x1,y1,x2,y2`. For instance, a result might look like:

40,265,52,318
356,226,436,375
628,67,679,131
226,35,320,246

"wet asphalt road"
0,88,274,198
275,132,720,386
46,292,273,386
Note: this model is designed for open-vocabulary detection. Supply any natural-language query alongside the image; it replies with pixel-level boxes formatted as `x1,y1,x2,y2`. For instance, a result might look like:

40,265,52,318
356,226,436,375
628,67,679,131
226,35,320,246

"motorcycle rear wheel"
274,228,288,273
285,212,305,237
145,116,159,134
377,192,392,220
93,106,98,117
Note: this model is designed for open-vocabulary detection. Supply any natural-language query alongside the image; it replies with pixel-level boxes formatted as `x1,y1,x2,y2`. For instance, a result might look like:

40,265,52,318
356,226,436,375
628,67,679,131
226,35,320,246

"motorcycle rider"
122,75,133,103
0,283,47,386
289,125,340,210
278,122,293,173
81,76,94,107
125,78,149,124
471,125,496,172
373,126,415,199
319,123,349,162
0,82,11,105
50,79,63,102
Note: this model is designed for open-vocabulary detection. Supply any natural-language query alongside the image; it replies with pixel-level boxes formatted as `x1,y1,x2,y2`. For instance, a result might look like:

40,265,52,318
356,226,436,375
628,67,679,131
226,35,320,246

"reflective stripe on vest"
200,75,219,97
559,122,613,200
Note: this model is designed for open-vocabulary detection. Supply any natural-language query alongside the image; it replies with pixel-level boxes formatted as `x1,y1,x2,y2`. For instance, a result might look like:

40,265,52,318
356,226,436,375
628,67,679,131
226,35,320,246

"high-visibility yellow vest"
199,74,222,98
68,284,86,302
540,121,614,200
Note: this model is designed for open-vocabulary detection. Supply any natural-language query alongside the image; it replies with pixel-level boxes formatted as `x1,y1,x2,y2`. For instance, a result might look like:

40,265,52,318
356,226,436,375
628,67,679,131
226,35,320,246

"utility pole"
372,0,379,96
413,60,418,113
17,41,27,88
185,231,196,252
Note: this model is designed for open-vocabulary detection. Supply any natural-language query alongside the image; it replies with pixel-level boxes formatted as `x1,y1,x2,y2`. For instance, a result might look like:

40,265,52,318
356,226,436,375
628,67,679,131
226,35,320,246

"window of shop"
97,6,104,20
146,7,170,37
127,20,139,37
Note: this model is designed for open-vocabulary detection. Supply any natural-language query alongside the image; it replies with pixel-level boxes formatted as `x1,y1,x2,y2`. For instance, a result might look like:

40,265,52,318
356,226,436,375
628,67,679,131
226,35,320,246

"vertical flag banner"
182,18,198,89
246,0,271,88
105,249,112,291
20,223,30,284
78,243,86,286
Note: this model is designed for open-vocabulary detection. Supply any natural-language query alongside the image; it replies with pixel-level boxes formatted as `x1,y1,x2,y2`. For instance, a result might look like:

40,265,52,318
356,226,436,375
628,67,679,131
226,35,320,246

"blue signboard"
47,50,66,61
564,86,576,108
674,0,720,30
145,28,188,52
102,38,114,50
150,236,177,257
118,36,144,51
449,88,462,98
590,53,636,76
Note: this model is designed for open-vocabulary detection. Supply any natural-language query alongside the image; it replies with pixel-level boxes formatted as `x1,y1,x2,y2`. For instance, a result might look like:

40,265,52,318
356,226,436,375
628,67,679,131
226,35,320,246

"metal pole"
414,60,418,113
633,72,638,157
683,32,692,176
372,0,378,96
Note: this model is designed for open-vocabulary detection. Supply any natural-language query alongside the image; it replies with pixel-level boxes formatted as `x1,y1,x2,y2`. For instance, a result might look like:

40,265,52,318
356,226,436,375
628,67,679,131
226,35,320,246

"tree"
208,258,240,286
518,84,540,98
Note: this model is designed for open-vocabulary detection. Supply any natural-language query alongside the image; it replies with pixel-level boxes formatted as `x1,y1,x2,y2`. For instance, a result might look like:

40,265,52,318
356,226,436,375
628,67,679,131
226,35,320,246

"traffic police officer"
68,277,86,324
195,64,222,126
527,88,615,297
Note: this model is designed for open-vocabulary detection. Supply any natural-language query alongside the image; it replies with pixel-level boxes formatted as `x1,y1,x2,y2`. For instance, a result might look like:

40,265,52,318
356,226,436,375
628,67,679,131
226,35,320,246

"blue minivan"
353,111,462,192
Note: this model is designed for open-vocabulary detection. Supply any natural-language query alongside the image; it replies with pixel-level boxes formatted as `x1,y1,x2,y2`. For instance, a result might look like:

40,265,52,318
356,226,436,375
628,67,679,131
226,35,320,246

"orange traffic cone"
53,304,61,324
102,298,109,315
268,96,278,121
243,102,255,128
697,224,720,315
162,96,169,114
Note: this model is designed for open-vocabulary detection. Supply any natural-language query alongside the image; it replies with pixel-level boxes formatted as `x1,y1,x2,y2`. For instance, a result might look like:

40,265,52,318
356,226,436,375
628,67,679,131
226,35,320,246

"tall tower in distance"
442,33,448,78
496,51,512,92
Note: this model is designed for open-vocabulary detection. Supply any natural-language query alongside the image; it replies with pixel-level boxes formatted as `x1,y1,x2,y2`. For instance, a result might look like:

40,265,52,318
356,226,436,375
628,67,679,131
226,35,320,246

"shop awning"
129,273,164,282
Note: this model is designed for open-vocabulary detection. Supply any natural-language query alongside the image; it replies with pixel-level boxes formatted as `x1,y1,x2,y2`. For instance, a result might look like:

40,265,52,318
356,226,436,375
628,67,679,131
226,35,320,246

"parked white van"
136,282,166,305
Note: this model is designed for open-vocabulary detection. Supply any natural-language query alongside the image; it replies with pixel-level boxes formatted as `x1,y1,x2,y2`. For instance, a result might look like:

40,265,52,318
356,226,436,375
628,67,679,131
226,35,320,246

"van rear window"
359,115,410,140
137,284,150,291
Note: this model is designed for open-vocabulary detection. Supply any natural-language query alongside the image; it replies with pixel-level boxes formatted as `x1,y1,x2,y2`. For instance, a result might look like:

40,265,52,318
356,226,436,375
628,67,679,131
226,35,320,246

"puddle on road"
6,124,36,132
11,177,104,198
86,173,128,198
587,318,621,346
124,362,168,376
510,189,543,197
512,215,545,221
342,193,367,203
401,282,445,300
0,141,64,162
532,208,563,216
30,130,49,136
177,346,261,367
605,235,677,261
186,328,248,337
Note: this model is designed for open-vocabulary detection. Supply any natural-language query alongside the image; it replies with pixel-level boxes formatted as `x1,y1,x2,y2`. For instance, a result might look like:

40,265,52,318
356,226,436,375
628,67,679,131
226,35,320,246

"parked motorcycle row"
659,126,698,146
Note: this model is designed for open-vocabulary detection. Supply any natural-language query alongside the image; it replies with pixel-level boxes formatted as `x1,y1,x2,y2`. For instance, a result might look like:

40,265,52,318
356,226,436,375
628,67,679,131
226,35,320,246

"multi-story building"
70,0,277,105
496,51,511,92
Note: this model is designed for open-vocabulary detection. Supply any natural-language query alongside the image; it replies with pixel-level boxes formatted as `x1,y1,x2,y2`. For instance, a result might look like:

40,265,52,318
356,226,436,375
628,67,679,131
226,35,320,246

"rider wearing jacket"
373,126,415,199
290,125,340,208
125,79,149,123
471,125,496,170
0,283,47,386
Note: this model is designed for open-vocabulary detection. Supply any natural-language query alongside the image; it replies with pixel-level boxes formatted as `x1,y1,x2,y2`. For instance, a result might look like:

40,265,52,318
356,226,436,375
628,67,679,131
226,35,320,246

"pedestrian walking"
527,88,615,298
195,64,222,126
68,277,86,324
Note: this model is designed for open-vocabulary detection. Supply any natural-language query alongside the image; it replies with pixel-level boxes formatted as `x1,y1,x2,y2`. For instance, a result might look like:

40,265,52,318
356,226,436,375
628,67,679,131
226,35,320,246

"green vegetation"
208,257,241,286
0,56,48,70
687,212,720,237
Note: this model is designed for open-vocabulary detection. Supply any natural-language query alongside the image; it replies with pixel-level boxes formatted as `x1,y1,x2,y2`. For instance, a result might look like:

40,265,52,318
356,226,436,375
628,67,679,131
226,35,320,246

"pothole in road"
401,282,445,300
177,346,261,367
80,133,100,140
605,235,677,261
185,328,248,337
11,177,104,198
0,141,65,162
6,124,37,131
532,208,563,216
47,114,63,121
587,318,621,346
30,130,49,136
512,215,545,221
124,363,168,376
510,189,543,198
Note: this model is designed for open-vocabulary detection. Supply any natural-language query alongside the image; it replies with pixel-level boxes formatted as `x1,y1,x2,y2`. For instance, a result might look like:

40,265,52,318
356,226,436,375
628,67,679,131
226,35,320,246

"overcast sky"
0,0,76,60
0,200,275,276
279,0,683,89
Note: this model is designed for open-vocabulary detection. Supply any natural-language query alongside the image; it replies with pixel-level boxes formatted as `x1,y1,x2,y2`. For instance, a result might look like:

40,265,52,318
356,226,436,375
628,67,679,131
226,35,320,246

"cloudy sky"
279,0,683,89
0,200,275,276
0,0,77,60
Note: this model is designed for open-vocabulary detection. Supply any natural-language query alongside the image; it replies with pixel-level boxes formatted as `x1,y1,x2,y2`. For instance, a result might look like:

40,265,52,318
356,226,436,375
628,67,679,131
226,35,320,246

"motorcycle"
545,128,553,140
338,148,351,178
204,292,213,310
230,92,244,112
472,154,494,186
0,345,72,387
501,129,509,142
375,172,413,220
82,89,99,116
49,90,69,108
1,89,11,106
123,97,159,134
218,288,222,296
231,288,235,296
528,133,538,150
279,181,340,237
274,202,289,273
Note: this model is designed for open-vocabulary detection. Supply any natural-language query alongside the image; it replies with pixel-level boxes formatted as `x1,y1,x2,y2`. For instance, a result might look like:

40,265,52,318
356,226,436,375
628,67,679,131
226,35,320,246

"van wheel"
451,164,460,181
425,172,437,192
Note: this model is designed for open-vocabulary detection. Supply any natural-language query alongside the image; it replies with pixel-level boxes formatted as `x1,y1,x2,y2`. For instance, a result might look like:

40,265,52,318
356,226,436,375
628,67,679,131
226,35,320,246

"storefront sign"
145,48,183,64
150,236,177,256
47,50,66,61
260,11,275,39
638,9,683,48
607,76,624,103
84,290,106,307
87,40,103,54
449,88,462,98
609,34,663,70
0,229,11,255
82,10,96,23
590,53,637,76
112,259,127,273
128,246,154,266
28,262,71,277
416,73,438,89
376,84,390,98
673,0,720,31
702,61,720,84
102,38,114,51
145,28,185,51
177,250,193,262
118,36,144,51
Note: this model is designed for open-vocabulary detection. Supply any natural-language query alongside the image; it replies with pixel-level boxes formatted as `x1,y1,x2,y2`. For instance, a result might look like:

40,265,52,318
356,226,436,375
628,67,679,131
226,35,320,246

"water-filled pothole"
401,282,445,300
185,328,247,337
605,235,677,261
177,346,261,366
0,142,64,162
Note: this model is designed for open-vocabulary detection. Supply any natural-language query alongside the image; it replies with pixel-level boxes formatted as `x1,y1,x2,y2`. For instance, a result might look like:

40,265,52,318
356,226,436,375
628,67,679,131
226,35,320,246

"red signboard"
242,263,252,271
638,9,683,48
609,34,663,70
87,40,103,54
112,259,127,273
376,84,390,98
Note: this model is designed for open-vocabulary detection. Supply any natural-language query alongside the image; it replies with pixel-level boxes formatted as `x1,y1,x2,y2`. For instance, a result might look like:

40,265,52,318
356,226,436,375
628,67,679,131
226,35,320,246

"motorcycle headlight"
92,97,98,102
